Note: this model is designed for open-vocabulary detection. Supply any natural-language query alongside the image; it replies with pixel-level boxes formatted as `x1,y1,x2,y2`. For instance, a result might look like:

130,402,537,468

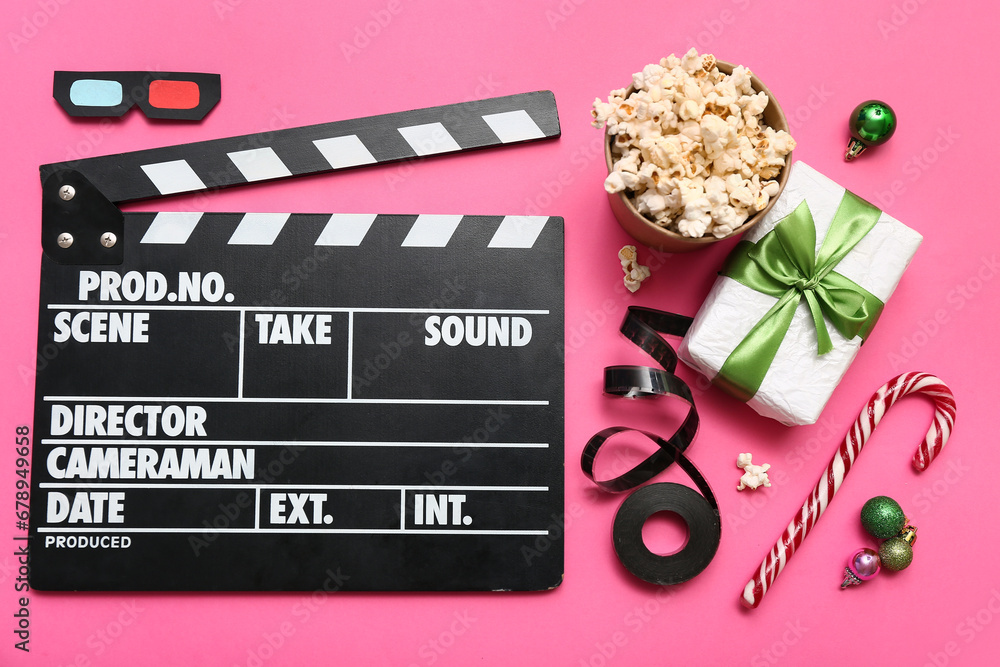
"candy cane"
741,372,956,609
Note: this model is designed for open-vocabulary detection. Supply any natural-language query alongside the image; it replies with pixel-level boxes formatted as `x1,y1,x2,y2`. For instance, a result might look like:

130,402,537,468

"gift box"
679,161,923,426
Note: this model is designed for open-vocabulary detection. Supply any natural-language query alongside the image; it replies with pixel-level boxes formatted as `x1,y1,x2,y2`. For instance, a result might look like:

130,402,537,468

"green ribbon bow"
714,191,885,402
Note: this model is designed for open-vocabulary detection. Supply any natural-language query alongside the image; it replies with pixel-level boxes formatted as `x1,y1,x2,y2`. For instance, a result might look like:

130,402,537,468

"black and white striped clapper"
30,92,564,591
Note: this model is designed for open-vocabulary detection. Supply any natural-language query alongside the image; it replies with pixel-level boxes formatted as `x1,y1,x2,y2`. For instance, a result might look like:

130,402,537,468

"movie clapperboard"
29,91,565,591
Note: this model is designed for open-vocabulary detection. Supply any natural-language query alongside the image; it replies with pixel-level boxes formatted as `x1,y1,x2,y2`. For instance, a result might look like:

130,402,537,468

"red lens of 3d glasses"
148,80,201,110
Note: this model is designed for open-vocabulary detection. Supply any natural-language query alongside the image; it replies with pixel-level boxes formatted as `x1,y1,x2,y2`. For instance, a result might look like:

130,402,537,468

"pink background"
1,0,996,665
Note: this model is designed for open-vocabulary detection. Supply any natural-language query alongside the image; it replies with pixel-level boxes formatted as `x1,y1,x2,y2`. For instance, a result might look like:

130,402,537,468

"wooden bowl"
604,60,792,253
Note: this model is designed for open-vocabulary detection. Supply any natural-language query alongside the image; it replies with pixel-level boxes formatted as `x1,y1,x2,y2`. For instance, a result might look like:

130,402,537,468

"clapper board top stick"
31,91,565,591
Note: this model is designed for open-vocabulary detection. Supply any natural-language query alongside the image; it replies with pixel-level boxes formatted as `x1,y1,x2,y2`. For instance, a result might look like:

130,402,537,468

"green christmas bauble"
860,496,906,539
850,101,896,144
879,536,914,571
845,100,896,161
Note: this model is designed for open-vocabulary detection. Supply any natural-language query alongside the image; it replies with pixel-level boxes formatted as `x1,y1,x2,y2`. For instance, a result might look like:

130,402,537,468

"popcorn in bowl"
592,48,796,239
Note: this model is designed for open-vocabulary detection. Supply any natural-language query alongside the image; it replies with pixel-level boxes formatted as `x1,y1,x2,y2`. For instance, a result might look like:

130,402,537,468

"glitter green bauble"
860,496,906,539
879,536,914,571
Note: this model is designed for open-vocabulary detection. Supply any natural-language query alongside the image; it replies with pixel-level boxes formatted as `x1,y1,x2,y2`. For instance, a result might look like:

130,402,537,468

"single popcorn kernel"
618,245,651,293
736,453,772,491
593,48,795,239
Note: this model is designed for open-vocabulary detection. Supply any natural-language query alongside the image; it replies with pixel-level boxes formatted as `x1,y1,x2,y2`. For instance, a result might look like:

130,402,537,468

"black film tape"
581,307,721,585
592,427,721,585
613,483,721,586
581,307,698,492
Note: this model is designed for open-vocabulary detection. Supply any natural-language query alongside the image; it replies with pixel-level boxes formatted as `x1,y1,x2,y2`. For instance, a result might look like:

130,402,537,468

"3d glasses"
54,71,221,120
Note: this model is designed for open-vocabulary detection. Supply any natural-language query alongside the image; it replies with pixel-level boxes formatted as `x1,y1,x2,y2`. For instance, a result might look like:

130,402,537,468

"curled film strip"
581,307,721,585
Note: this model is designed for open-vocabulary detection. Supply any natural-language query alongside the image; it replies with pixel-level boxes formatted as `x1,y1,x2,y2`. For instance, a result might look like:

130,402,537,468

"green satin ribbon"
714,191,885,402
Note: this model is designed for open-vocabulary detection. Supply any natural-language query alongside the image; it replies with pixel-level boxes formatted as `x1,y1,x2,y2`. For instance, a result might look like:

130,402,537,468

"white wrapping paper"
679,161,923,425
